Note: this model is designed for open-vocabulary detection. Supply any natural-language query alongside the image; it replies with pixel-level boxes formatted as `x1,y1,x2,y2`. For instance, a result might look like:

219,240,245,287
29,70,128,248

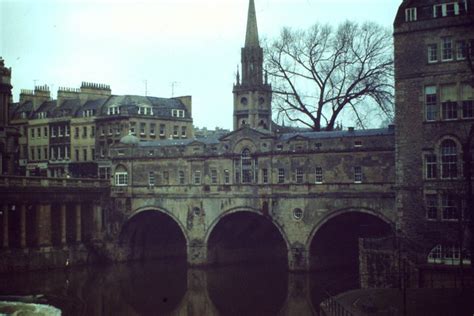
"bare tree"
265,21,394,131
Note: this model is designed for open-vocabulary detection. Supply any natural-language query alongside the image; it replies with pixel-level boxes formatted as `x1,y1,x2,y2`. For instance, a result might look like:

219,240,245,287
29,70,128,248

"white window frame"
278,168,285,183
441,193,458,220
425,86,438,121
115,172,129,186
405,7,417,21
262,168,268,184
427,44,438,63
224,169,230,184
148,171,155,186
296,168,304,183
354,166,363,183
425,194,438,220
315,167,323,184
424,154,437,179
194,170,201,185
211,169,218,184
441,37,453,61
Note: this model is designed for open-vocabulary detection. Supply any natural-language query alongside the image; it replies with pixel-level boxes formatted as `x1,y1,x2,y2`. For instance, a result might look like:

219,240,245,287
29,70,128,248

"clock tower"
233,0,272,131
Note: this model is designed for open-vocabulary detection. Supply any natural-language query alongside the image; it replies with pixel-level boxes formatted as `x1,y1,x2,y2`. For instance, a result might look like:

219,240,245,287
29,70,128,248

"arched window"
241,148,253,183
440,139,458,178
114,165,128,186
428,244,471,265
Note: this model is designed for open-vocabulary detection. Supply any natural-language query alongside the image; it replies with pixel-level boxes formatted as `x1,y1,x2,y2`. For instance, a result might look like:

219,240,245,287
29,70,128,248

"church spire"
245,0,260,47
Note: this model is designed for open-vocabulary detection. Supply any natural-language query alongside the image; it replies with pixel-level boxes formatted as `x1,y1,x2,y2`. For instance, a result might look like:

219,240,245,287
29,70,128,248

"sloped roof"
279,128,395,141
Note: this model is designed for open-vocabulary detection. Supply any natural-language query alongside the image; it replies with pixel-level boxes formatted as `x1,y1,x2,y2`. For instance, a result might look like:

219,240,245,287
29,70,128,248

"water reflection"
0,261,358,315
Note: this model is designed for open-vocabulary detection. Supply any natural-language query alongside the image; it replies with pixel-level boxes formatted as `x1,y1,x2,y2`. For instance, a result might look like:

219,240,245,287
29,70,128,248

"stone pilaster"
36,203,52,247
60,204,67,245
20,204,26,248
75,204,82,243
92,204,103,240
2,204,8,248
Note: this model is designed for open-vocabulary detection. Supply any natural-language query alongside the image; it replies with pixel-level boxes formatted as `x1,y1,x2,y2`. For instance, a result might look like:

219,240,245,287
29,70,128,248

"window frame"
354,166,363,183
115,172,129,186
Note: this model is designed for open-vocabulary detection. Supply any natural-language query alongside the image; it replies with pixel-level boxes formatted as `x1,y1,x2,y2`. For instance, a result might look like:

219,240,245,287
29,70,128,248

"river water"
0,260,359,315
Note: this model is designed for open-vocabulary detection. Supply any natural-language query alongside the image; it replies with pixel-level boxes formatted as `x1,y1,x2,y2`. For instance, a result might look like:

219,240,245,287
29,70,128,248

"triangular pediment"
219,126,274,142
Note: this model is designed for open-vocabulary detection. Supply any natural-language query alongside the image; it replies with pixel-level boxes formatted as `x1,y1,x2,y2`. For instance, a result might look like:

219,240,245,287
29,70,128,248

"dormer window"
433,2,466,18
107,106,120,115
138,106,153,116
172,109,185,118
83,109,96,117
405,7,417,21
37,112,47,119
20,112,27,119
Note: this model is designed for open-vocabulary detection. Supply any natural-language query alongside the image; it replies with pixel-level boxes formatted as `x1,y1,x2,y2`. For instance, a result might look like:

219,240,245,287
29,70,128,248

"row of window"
424,139,459,180
29,146,49,161
114,166,365,186
100,123,188,138
427,38,473,64
425,84,473,121
28,145,100,162
49,146,70,161
405,1,468,22
30,125,71,138
73,126,95,139
425,192,466,221
29,126,49,139
73,147,95,162
106,106,185,118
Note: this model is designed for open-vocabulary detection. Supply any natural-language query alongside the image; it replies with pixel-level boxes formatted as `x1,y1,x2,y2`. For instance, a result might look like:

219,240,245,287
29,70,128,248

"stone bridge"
109,181,396,271
0,174,396,272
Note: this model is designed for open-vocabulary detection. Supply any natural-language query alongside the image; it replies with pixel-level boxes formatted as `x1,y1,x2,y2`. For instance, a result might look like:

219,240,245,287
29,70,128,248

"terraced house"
8,82,194,178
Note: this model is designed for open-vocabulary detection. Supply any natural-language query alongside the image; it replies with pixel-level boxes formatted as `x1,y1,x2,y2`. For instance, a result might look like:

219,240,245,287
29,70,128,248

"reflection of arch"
306,207,393,249
204,207,291,251
121,207,189,246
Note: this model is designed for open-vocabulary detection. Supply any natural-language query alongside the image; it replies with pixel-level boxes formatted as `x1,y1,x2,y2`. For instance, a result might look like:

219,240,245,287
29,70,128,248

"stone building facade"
8,82,194,178
0,58,19,175
394,0,474,264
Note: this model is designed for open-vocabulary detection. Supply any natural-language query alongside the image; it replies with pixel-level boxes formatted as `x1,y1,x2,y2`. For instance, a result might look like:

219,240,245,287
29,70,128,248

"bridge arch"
205,207,290,266
119,207,189,261
307,207,393,271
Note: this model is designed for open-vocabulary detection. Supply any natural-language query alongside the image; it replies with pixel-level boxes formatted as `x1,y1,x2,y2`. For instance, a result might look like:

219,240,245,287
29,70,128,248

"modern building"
394,0,473,263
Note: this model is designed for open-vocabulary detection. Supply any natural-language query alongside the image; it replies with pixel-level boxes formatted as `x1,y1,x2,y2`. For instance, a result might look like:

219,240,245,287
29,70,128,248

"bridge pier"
187,239,208,267
288,243,310,272
279,274,315,315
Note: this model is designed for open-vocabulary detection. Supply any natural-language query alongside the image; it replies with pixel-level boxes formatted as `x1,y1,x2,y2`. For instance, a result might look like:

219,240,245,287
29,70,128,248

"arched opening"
309,211,392,272
207,211,288,266
119,210,187,262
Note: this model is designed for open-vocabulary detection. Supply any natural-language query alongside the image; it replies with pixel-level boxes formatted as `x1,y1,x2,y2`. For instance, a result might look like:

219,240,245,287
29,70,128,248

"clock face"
258,97,265,105
240,97,248,105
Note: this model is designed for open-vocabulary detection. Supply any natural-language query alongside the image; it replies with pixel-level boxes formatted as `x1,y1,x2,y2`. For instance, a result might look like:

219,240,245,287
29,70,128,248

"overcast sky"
1,0,400,129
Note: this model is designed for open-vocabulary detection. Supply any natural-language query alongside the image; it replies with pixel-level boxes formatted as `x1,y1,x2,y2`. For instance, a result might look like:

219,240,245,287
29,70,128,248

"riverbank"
321,288,474,315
